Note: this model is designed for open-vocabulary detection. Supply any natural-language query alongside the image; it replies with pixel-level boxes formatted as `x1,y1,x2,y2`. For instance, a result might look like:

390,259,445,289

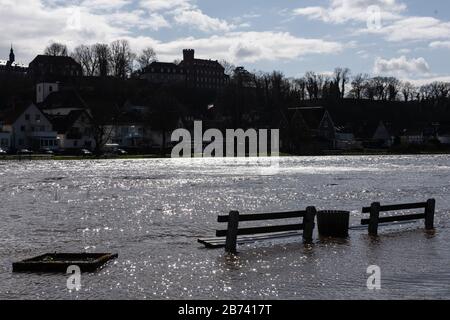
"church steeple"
9,44,15,64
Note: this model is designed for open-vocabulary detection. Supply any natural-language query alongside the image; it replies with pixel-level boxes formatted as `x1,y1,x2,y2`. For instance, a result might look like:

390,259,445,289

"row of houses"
1,96,449,154
0,100,174,153
276,107,450,153
0,77,183,153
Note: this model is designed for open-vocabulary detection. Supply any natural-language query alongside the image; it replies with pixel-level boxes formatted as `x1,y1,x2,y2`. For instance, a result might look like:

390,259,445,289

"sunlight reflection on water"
0,155,449,299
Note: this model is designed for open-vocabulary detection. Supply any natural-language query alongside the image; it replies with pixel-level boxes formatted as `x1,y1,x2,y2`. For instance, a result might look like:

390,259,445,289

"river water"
0,155,449,300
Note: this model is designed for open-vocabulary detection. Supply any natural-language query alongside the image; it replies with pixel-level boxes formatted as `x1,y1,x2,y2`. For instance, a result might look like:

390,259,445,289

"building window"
25,114,30,121
35,114,41,121
20,126,26,132
73,141,78,147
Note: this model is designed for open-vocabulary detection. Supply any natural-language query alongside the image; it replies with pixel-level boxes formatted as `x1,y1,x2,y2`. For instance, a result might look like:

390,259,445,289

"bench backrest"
216,211,307,237
218,207,317,253
361,199,435,236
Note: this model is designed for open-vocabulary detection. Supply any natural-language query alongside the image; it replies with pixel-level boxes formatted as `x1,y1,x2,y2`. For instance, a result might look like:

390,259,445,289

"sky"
1,0,450,85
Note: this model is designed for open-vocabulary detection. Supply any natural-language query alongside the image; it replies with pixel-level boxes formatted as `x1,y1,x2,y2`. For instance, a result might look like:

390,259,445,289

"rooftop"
29,55,81,66
0,101,35,124
49,110,91,134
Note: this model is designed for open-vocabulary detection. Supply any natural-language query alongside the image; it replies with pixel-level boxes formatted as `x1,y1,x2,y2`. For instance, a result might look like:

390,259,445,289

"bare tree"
220,60,236,76
304,71,319,100
72,45,98,76
386,77,400,101
340,68,351,98
333,67,351,99
93,43,111,77
294,78,307,100
420,84,432,101
44,42,68,56
350,73,368,99
137,47,157,70
401,82,416,102
430,82,450,100
110,40,136,79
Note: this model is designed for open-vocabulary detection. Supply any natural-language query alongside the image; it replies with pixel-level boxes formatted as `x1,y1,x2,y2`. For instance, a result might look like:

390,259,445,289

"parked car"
38,148,55,155
116,148,128,155
18,149,33,155
0,148,7,155
79,149,93,156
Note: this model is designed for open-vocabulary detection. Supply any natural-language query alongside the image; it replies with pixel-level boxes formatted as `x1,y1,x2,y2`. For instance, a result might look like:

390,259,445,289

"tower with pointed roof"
9,45,15,64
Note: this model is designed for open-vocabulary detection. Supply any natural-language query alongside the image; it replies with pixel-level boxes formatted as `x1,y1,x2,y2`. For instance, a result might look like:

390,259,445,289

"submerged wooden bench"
361,199,436,236
198,207,317,253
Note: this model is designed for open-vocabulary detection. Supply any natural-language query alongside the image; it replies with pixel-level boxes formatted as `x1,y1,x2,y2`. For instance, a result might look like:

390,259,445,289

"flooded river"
0,155,449,299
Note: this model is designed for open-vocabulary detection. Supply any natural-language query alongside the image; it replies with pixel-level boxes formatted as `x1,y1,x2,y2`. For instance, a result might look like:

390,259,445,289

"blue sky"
1,0,450,84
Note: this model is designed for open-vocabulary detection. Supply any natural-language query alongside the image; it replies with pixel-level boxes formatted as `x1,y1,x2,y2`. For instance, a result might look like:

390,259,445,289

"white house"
0,102,58,151
49,109,95,150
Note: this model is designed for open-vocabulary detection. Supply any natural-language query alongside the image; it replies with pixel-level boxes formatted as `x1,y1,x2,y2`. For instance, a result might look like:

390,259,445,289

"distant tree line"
1,42,449,139
43,41,450,105
44,41,157,79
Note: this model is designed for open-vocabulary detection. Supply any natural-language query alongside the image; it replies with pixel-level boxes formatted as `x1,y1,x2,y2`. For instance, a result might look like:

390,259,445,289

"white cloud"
150,31,343,63
293,0,406,24
430,41,450,49
373,56,430,77
107,11,170,30
0,0,344,66
397,48,411,54
174,10,235,32
293,0,450,45
356,50,370,59
0,0,129,63
80,0,132,11
140,0,235,33
365,17,450,42
406,76,450,87
139,0,192,11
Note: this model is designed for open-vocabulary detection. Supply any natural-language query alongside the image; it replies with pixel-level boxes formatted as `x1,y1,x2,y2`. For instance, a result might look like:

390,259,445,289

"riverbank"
0,154,167,161
1,149,450,161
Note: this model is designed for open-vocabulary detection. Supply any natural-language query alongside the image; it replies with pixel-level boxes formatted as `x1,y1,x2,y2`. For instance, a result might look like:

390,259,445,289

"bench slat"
361,213,426,225
198,231,303,248
216,223,304,237
218,211,306,223
362,202,426,213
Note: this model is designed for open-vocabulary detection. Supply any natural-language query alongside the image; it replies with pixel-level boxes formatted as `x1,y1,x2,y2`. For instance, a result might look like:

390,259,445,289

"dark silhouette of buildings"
28,55,82,82
179,49,228,89
139,62,186,84
139,49,228,89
